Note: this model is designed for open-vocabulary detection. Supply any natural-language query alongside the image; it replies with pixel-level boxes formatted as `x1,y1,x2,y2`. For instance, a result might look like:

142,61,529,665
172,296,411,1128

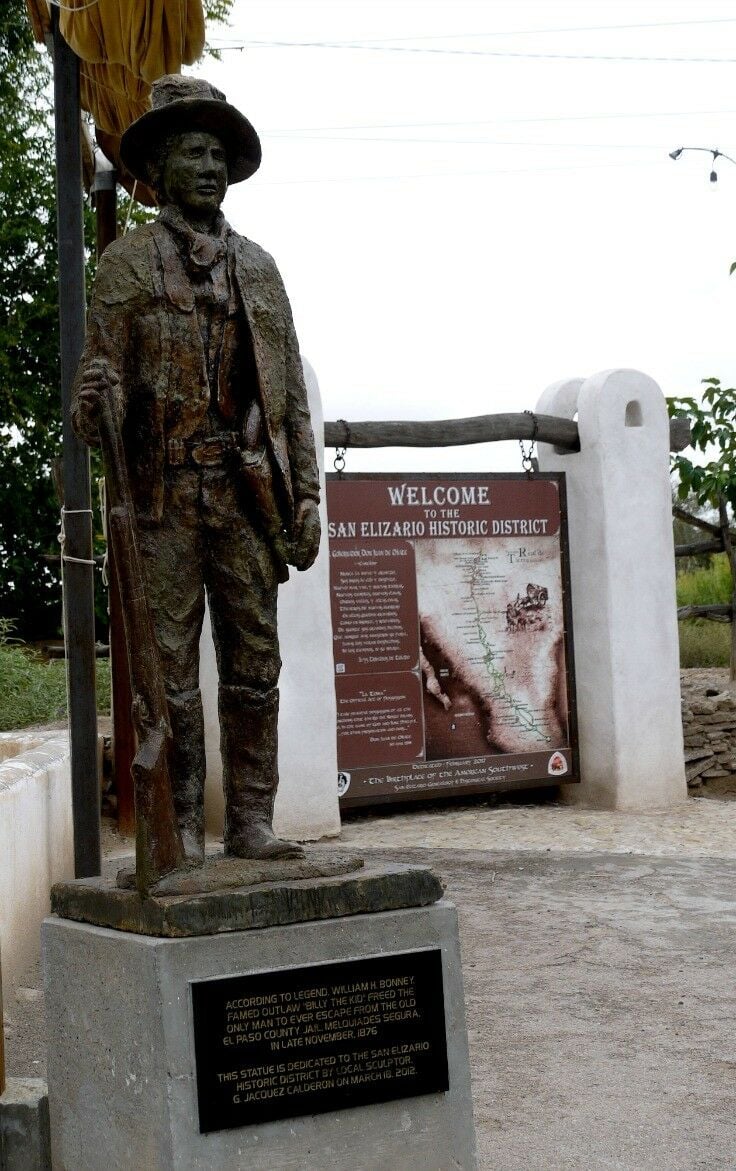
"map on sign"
416,540,566,760
327,474,577,806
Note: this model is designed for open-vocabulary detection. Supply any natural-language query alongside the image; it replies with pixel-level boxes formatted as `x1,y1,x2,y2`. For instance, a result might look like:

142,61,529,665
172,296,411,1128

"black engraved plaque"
191,949,449,1133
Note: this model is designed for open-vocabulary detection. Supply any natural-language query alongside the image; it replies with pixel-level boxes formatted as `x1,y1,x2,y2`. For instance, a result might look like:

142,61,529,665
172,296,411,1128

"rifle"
97,379,185,894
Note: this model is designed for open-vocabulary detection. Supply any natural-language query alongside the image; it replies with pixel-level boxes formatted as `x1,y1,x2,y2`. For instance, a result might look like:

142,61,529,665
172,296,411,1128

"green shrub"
0,619,110,731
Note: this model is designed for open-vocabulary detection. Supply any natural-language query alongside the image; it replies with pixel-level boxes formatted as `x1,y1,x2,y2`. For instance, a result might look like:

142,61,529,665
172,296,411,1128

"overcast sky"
187,0,736,472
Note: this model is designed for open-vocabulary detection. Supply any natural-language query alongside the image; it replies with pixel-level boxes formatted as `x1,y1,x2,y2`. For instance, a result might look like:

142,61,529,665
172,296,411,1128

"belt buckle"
192,440,220,467
191,435,237,467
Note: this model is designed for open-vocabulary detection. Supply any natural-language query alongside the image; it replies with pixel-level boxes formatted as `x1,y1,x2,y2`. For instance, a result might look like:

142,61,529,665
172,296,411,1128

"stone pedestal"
43,870,477,1170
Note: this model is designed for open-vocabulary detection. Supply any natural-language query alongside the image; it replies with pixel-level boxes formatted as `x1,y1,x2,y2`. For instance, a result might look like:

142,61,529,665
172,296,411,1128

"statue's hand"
290,498,321,571
73,359,120,445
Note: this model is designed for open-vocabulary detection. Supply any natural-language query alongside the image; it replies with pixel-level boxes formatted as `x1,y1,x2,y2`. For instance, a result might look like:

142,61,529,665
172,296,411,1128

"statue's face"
161,130,228,216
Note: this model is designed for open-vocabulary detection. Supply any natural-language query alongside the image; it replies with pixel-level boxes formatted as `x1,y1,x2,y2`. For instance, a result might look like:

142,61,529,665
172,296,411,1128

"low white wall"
202,358,341,842
0,730,74,993
537,368,687,810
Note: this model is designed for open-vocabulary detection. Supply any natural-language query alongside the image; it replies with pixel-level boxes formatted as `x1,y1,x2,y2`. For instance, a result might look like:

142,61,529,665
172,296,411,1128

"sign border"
326,470,579,806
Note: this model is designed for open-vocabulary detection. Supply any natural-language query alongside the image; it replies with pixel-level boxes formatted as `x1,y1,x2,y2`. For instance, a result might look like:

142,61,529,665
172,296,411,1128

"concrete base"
43,901,477,1170
0,1078,51,1171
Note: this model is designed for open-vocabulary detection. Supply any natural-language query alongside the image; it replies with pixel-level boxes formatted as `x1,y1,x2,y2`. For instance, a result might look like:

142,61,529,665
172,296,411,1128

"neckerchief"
159,205,231,279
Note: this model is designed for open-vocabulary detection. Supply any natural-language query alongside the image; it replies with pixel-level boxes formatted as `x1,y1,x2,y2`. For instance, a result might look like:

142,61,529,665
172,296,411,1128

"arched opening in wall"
625,400,643,427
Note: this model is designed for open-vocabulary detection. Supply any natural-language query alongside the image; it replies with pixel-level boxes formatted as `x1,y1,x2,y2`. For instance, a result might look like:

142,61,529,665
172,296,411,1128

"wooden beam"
324,413,580,450
718,496,736,682
53,13,101,878
672,506,724,538
669,415,692,452
677,604,733,622
324,413,690,452
674,539,724,557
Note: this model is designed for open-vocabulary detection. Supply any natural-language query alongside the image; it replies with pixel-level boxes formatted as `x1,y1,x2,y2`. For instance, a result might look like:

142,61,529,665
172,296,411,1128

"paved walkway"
7,794,736,1170
338,794,736,858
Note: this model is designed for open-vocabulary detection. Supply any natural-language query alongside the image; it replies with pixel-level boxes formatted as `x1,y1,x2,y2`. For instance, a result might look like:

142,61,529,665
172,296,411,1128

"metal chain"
518,410,538,478
334,419,351,477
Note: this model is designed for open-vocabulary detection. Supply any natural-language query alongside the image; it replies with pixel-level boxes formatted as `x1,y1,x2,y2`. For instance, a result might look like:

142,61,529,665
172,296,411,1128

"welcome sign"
326,473,578,807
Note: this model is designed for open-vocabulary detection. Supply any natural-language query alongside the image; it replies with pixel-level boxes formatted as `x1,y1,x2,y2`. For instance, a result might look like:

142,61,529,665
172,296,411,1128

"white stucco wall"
202,358,341,841
0,730,74,993
536,368,687,810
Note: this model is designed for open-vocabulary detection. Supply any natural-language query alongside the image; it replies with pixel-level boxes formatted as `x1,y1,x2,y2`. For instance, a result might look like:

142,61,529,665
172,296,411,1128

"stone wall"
681,674,736,789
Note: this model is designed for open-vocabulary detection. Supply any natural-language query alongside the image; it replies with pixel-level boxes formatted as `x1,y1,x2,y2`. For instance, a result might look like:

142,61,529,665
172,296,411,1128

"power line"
263,110,736,135
210,17,736,47
262,134,671,150
216,38,736,64
256,158,672,186
346,17,736,42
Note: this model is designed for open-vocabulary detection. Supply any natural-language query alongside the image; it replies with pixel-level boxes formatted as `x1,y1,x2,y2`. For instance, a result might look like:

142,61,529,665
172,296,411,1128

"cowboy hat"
119,74,261,186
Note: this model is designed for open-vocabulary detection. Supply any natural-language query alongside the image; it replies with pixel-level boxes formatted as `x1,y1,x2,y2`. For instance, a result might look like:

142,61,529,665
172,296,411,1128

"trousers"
137,463,281,857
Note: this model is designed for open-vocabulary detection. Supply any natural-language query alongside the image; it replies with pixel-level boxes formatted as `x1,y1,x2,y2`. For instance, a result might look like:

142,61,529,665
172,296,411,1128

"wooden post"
52,13,101,877
94,163,136,835
718,496,736,684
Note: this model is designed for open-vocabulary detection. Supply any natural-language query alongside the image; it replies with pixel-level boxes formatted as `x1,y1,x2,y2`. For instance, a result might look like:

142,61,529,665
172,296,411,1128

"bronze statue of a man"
72,76,321,864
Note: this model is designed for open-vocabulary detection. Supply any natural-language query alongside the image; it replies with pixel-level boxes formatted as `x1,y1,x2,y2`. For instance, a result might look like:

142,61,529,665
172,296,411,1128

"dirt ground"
6,834,736,1170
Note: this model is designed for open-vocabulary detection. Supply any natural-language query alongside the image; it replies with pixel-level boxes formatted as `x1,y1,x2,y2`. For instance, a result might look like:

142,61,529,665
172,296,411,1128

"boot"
219,684,304,860
166,688,206,864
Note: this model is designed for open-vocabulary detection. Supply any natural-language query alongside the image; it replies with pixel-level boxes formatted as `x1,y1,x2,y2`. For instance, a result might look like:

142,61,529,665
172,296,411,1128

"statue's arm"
280,288,320,507
266,260,321,569
71,248,137,445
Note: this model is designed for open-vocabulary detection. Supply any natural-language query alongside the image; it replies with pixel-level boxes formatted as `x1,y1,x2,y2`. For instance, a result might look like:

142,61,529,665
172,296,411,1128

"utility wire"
209,17,736,47
257,158,671,186
262,134,673,149
264,110,736,135
215,38,736,64
351,18,736,41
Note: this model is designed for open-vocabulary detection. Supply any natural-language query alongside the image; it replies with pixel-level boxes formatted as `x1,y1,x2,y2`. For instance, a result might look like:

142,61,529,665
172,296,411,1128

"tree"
0,1,234,641
667,379,736,513
667,381,736,680
0,6,61,639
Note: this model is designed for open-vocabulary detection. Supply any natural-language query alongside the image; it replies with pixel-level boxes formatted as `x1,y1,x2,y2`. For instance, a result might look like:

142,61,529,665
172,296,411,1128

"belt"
167,433,240,468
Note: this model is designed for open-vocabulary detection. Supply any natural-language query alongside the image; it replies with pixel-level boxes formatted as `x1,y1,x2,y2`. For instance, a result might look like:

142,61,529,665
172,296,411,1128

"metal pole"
0,948,5,1096
52,12,101,877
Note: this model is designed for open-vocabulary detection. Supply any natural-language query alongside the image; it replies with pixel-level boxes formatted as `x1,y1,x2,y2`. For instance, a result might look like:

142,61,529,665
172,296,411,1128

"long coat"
71,219,320,538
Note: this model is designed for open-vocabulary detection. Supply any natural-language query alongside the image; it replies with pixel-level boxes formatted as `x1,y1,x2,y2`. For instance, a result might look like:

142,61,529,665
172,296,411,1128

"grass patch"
678,620,731,668
676,554,733,668
0,620,111,732
676,554,732,607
